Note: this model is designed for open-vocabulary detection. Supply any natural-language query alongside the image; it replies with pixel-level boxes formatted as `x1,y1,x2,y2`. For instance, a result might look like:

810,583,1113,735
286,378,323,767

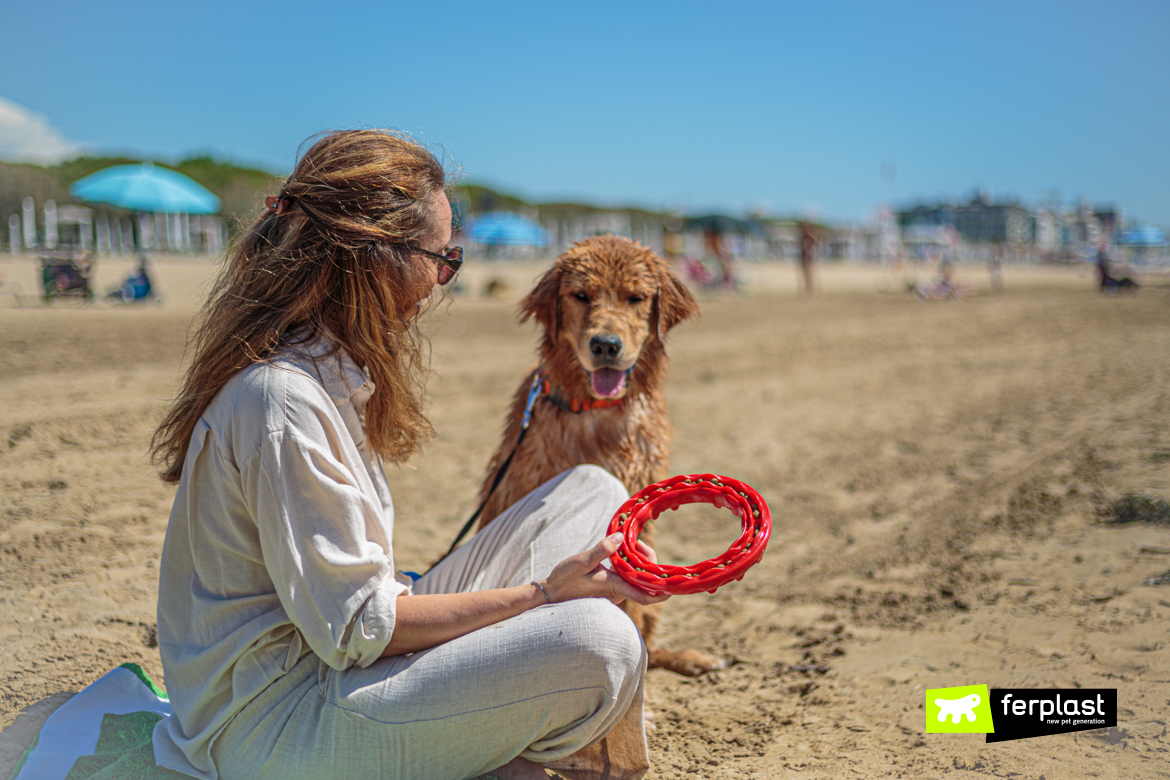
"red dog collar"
607,474,772,595
541,378,625,413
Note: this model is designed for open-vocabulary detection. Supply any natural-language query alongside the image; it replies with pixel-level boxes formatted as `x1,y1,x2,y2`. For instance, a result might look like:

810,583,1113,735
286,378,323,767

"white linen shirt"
152,337,410,779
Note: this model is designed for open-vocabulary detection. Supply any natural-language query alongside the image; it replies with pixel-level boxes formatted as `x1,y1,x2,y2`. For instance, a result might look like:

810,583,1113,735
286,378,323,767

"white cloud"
0,96,83,163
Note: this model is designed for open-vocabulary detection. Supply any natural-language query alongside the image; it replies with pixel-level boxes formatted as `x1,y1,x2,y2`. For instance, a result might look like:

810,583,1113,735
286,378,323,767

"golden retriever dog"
475,235,723,676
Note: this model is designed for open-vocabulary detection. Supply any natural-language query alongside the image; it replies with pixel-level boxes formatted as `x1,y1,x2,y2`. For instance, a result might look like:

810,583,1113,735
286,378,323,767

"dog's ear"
653,263,700,341
519,264,563,345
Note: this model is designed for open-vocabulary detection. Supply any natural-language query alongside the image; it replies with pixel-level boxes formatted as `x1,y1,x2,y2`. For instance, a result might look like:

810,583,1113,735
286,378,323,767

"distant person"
483,276,510,297
703,224,736,289
884,248,913,292
108,254,155,302
798,221,820,297
914,258,972,301
128,255,153,298
1095,245,1139,291
935,259,957,299
989,244,1005,294
662,222,686,261
76,250,94,276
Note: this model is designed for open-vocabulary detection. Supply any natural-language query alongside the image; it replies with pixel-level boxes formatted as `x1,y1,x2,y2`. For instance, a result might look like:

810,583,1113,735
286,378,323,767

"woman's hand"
384,534,667,657
540,532,671,606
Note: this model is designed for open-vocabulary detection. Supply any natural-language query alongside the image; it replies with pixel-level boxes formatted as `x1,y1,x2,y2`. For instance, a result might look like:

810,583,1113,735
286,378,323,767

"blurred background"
1,0,1167,270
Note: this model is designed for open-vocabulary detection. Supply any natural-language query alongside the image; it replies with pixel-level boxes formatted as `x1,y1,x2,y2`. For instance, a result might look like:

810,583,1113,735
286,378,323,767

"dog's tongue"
591,368,626,398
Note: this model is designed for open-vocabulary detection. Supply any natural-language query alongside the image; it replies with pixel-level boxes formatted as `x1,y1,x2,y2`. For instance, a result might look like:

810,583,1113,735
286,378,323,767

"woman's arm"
383,533,667,656
383,583,547,655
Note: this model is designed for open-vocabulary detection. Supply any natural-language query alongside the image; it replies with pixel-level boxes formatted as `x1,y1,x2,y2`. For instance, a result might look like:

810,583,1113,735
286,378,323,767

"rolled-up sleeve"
245,421,406,670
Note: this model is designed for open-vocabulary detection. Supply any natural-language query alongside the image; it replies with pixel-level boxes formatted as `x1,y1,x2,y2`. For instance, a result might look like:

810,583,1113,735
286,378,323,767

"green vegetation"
171,156,282,229
0,155,282,236
3,155,694,243
452,182,528,215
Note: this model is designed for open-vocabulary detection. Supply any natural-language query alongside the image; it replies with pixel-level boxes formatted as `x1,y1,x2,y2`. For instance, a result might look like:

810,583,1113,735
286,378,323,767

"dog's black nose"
589,334,623,360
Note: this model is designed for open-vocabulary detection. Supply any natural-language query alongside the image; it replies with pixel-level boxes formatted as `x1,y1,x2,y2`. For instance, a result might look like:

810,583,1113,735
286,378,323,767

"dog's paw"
650,648,726,677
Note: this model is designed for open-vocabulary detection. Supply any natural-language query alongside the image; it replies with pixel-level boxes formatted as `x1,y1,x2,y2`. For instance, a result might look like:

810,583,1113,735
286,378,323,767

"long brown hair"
152,129,447,483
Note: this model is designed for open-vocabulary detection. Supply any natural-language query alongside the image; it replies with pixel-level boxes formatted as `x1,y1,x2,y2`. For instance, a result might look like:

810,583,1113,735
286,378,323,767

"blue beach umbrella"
70,163,220,214
1117,224,1167,247
464,212,548,246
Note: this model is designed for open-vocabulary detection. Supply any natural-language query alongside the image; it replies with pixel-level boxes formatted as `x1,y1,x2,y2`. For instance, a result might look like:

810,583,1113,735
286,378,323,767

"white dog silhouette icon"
935,693,981,723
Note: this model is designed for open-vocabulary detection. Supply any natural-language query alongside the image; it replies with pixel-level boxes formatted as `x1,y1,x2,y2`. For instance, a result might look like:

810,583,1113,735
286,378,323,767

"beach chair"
40,253,95,302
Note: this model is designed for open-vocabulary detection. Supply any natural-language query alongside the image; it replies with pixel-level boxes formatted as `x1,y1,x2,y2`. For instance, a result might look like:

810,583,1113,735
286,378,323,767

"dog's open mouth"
590,368,628,398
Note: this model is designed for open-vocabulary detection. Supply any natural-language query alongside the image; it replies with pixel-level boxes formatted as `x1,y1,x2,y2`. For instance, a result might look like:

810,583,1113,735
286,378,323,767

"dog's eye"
628,295,645,304
573,292,589,303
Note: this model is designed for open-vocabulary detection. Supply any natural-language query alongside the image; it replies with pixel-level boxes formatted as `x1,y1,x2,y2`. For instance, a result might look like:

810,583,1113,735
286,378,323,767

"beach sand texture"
1,257,1168,779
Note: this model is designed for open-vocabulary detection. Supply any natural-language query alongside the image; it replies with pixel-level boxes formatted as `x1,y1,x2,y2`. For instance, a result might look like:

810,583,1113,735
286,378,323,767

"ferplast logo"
925,685,1118,742
925,684,995,734
984,689,1117,743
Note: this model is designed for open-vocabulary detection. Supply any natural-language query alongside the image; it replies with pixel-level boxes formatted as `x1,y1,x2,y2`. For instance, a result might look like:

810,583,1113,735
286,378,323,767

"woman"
150,130,667,780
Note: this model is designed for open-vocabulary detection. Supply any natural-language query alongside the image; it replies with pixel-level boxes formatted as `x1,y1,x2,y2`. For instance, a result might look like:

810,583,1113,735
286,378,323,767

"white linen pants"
210,465,649,780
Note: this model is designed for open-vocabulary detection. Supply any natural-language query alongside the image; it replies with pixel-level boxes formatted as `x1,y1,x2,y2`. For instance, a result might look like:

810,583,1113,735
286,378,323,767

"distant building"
899,204,954,230
1093,205,1122,239
898,204,957,260
535,206,663,255
896,191,1134,263
758,220,799,259
1032,209,1059,254
6,196,225,255
901,224,954,259
952,193,1032,246
449,183,1153,266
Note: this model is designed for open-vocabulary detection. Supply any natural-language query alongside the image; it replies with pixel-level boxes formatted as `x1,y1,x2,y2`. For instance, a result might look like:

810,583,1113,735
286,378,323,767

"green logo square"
926,684,995,733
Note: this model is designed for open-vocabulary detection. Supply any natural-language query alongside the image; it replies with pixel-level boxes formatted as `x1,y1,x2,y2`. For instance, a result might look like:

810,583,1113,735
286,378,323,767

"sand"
1,254,1168,778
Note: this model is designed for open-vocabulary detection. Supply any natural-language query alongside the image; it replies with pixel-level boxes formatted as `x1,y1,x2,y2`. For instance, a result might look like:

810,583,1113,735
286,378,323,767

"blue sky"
1,1,1167,224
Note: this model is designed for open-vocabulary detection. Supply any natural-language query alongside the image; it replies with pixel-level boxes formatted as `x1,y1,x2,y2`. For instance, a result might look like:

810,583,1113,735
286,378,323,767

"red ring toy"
607,474,771,595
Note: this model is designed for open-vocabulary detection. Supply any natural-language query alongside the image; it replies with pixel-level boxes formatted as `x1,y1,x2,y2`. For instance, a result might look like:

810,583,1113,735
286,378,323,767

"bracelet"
531,580,551,604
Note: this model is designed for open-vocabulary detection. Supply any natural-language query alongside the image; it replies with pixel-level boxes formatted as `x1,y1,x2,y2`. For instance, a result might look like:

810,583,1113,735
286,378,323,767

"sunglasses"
415,245,463,285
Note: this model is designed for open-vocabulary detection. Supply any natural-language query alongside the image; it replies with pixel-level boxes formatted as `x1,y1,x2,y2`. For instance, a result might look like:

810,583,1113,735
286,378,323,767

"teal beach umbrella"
465,212,548,246
1118,224,1167,247
70,163,220,214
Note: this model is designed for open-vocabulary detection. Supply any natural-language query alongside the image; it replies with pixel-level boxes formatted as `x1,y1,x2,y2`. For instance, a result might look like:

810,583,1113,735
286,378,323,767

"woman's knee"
548,598,645,683
565,463,626,493
561,464,628,510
